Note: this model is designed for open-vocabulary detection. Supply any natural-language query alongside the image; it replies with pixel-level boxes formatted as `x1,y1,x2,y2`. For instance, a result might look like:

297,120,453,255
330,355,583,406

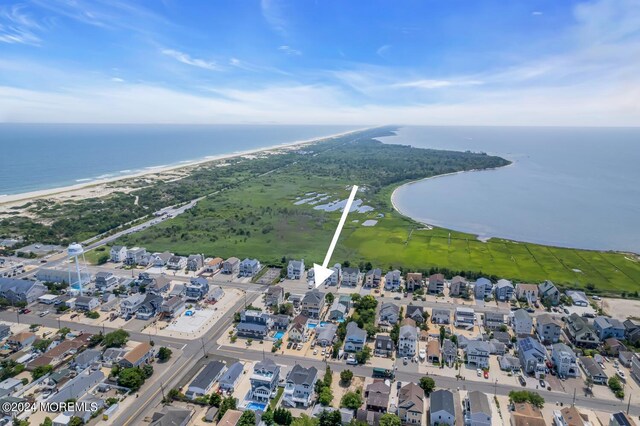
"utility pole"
160,382,166,401
200,337,206,358
572,388,576,406
626,393,631,415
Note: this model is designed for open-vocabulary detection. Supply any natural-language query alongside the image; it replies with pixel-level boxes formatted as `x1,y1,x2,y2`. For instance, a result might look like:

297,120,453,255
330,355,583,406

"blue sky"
0,0,638,125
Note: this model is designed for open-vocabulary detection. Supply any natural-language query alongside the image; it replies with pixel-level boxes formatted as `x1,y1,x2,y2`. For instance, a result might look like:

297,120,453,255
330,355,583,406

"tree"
439,326,446,344
318,409,342,426
88,333,104,347
40,418,53,426
209,393,222,407
355,346,372,364
117,368,145,390
103,329,129,348
340,369,353,385
508,391,545,408
273,407,293,425
158,347,172,362
584,376,594,392
142,364,154,378
238,410,256,426
68,418,84,426
325,293,335,305
390,323,400,344
419,376,436,396
33,338,52,352
58,327,71,336
319,387,333,406
340,391,363,409
379,413,402,426
291,414,318,426
218,396,237,420
32,364,54,380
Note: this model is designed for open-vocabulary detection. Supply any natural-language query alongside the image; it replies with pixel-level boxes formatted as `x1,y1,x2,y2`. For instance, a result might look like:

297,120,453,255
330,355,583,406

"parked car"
518,375,527,386
419,349,426,361
539,379,546,388
477,369,482,377
616,371,626,381
347,354,358,365
592,296,601,301
39,310,49,317
287,341,293,349
484,370,489,379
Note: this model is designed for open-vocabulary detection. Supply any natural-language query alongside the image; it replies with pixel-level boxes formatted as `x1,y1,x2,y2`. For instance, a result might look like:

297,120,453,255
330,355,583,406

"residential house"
0,324,10,341
551,343,578,378
489,339,507,355
515,283,539,303
110,245,127,262
169,283,185,298
536,314,563,344
237,310,273,339
289,315,309,343
160,296,185,318
47,370,104,404
398,325,418,357
493,331,512,347
150,251,173,267
149,407,193,426
119,342,154,368
287,260,305,280
73,349,101,371
499,355,522,372
512,309,533,336
185,277,209,301
186,361,226,400
474,278,493,299
249,358,280,402
398,382,424,425
406,305,426,323
385,270,401,291
450,276,468,297
222,257,240,275
539,280,561,305
135,294,163,320
594,316,626,340
283,365,318,408
167,255,187,270
272,314,290,331
427,339,441,363
102,348,128,366
374,335,395,358
465,340,490,368
455,307,475,328
432,308,451,325
428,273,445,295
464,391,492,426
565,313,600,348
623,319,640,345
0,277,48,303
405,272,423,292
553,406,591,426
36,268,91,286
494,279,514,301
365,381,390,413
95,272,118,292
342,267,360,287
442,339,458,367
379,302,400,325
204,257,223,273
217,410,242,426
518,337,547,376
120,294,146,318
579,356,608,384
344,322,367,352
301,289,325,319
338,295,352,310
316,323,338,347
137,273,171,295
265,286,284,307
74,296,99,311
218,362,244,393
603,338,625,356
618,351,634,369
8,332,36,350
209,287,224,302
186,254,205,271
609,413,637,426
329,300,347,321
510,402,546,426
125,247,147,265
483,312,505,330
430,389,455,426
288,294,303,309
364,268,382,288
566,290,589,307
239,258,261,277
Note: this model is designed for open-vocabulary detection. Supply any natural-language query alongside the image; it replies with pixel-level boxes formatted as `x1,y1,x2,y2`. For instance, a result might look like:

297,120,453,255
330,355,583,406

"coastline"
0,127,372,207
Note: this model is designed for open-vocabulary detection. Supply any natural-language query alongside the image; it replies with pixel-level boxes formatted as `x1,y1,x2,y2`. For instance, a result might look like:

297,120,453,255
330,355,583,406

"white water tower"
67,243,88,296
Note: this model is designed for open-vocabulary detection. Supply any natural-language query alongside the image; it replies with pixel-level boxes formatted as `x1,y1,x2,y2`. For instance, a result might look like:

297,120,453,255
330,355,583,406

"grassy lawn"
84,245,110,265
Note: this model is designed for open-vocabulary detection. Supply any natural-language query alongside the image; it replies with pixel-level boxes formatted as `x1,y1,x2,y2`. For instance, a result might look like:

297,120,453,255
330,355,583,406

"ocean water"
384,126,640,253
0,124,356,195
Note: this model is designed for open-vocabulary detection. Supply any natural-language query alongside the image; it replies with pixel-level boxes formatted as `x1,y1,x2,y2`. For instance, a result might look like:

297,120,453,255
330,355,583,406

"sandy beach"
0,127,371,214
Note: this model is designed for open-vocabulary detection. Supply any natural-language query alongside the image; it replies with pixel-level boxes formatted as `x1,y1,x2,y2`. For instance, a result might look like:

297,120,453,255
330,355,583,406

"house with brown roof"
553,406,590,426
204,257,223,273
427,339,441,363
217,409,242,426
27,339,85,371
398,382,424,425
119,342,154,368
365,381,390,413
515,283,539,303
405,273,423,291
510,402,546,426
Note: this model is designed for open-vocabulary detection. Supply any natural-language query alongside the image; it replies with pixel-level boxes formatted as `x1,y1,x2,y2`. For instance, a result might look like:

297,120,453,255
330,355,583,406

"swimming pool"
273,331,285,340
246,402,267,412
307,322,318,329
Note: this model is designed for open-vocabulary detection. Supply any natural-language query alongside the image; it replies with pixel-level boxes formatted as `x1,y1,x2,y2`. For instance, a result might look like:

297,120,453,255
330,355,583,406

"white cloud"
261,0,288,36
376,44,391,58
393,79,483,90
161,49,222,71
278,45,301,56
532,11,543,16
0,4,42,45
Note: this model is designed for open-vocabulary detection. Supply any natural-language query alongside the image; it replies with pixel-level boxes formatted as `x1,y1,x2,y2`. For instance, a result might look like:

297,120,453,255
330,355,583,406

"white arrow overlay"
313,185,359,288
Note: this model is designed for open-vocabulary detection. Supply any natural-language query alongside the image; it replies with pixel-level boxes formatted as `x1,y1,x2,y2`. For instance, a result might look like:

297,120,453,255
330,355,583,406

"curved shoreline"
0,127,372,206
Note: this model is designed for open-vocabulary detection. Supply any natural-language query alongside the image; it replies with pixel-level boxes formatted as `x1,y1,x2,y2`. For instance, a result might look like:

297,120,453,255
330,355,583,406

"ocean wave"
75,178,93,182
119,170,132,173
95,174,115,179
145,164,169,170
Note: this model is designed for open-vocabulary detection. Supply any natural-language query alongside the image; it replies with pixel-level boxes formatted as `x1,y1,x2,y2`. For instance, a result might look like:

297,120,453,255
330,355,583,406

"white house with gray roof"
518,337,547,376
0,278,48,303
465,340,491,368
430,389,455,426
250,358,280,402
282,365,318,408
379,302,400,325
287,259,305,279
186,361,226,400
342,267,360,286
110,246,127,263
218,362,244,392
344,321,367,352
538,280,561,305
432,308,451,325
464,391,492,426
512,309,533,336
494,279,514,301
551,343,578,378
398,325,418,357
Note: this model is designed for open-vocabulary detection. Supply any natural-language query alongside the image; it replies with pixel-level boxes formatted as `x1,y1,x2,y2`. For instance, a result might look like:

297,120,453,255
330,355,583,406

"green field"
120,138,640,296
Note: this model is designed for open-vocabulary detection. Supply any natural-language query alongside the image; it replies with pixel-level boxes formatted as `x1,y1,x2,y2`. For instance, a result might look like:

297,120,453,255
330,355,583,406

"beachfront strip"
0,246,638,426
